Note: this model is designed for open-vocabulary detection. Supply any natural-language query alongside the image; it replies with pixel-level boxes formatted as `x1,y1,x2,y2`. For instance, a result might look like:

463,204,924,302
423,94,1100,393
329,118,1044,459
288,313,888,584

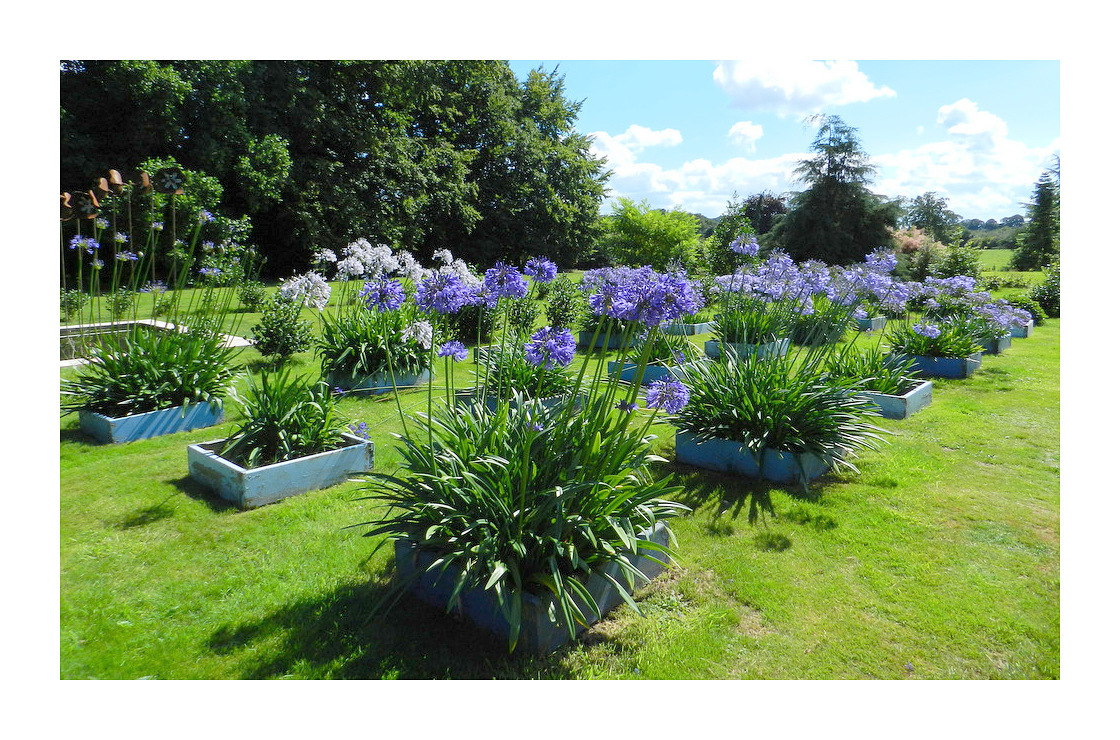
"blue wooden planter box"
577,331,637,350
890,352,982,379
981,333,1012,355
703,338,790,361
856,315,887,332
393,521,671,654
661,321,715,336
78,402,224,444
1011,320,1034,339
606,360,700,385
858,380,933,420
326,368,431,394
187,432,375,509
674,431,830,484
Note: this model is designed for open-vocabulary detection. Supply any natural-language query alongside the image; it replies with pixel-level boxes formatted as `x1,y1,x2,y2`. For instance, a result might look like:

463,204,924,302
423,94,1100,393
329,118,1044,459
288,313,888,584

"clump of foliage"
889,227,945,282
219,368,350,469
1028,260,1060,318
825,348,921,396
251,294,313,362
106,288,135,319
603,197,702,271
1005,293,1047,325
886,317,981,359
934,241,983,281
544,275,584,330
238,280,268,311
61,289,86,321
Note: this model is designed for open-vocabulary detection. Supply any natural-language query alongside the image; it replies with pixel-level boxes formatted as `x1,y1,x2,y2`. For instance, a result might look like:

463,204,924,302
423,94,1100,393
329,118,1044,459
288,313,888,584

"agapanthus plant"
886,316,981,359
360,260,697,651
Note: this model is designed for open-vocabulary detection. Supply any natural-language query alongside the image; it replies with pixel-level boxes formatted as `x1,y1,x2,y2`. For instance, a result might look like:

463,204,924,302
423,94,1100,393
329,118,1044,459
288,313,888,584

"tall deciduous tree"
903,191,963,246
603,198,701,270
60,61,608,276
768,115,900,265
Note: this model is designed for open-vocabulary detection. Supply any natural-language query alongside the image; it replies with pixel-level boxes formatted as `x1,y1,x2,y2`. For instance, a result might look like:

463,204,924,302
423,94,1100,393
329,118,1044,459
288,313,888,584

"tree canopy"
61,61,609,277
1011,159,1060,271
767,115,900,265
602,198,701,271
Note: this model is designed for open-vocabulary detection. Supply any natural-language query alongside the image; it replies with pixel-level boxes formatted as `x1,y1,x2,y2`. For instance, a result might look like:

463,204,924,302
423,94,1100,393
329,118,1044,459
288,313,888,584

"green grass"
59,287,1059,679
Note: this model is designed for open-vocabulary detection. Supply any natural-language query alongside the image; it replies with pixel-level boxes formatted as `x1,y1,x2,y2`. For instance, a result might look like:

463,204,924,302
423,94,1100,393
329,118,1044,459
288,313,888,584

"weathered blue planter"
890,352,982,379
981,333,1012,355
674,431,831,484
187,432,375,509
326,368,431,394
858,380,933,420
78,402,224,444
661,321,715,336
856,315,887,332
393,521,671,654
1011,320,1034,339
704,338,790,360
577,331,637,350
606,360,700,385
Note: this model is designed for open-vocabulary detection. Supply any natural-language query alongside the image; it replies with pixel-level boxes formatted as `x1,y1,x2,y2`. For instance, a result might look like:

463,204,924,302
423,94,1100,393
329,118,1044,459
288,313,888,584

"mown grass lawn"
58,300,1059,680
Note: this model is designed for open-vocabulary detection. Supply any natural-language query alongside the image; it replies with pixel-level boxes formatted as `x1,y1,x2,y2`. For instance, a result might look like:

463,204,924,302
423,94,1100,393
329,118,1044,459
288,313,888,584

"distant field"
980,249,1013,271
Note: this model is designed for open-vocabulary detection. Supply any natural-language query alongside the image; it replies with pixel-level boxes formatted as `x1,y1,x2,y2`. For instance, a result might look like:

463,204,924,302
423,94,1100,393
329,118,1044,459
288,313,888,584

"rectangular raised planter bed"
981,333,1012,355
890,352,982,379
393,521,672,654
606,360,701,385
855,315,887,332
661,321,715,336
675,431,830,484
326,368,431,394
576,331,637,350
187,432,374,509
858,380,933,420
60,319,250,367
703,338,790,361
78,402,224,444
1011,320,1034,339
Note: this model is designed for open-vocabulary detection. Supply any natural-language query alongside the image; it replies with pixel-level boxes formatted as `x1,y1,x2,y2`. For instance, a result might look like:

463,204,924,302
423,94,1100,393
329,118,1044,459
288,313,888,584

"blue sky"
507,60,1060,221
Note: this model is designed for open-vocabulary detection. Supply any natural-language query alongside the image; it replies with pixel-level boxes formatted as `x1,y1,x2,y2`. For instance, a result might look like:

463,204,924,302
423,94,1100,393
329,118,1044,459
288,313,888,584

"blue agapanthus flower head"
524,256,558,283
415,272,478,314
483,261,528,305
437,340,469,362
360,277,406,312
730,234,760,257
524,326,577,369
913,322,942,339
645,379,690,414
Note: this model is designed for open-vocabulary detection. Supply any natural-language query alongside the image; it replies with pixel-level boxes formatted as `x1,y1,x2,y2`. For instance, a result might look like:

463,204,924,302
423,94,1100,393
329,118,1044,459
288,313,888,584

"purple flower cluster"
730,234,760,257
69,235,99,254
524,326,577,369
360,277,407,312
913,322,942,339
482,261,528,306
523,256,558,283
437,340,469,361
645,379,689,414
415,272,479,314
582,267,705,328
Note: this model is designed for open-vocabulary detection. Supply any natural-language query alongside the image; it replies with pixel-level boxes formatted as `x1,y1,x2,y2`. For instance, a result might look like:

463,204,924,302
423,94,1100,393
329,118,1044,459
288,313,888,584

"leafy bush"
673,353,883,476
714,304,784,344
440,301,496,345
238,280,268,311
502,296,539,341
1028,261,1060,318
60,324,238,416
251,294,313,362
476,340,572,400
219,369,349,469
934,241,983,281
1005,293,1047,325
106,288,135,319
544,275,584,330
60,289,86,321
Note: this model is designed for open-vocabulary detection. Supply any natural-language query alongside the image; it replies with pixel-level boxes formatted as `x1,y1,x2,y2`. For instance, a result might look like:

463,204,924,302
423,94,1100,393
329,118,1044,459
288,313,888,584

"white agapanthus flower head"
280,270,331,311
397,251,429,284
433,248,454,266
313,248,337,264
402,319,433,350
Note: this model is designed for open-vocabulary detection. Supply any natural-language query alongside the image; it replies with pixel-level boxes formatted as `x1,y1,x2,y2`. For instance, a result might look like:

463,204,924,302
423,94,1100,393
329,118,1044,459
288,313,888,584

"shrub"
1005,293,1047,325
502,296,539,341
219,368,349,469
60,289,86,321
1029,261,1060,318
106,288,135,319
544,275,585,331
318,300,432,380
251,294,313,361
934,241,983,281
238,280,268,311
886,317,981,359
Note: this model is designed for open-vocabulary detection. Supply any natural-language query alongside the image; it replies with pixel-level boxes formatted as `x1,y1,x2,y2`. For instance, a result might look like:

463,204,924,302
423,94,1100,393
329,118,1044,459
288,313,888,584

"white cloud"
728,120,764,152
712,60,896,116
874,99,1058,217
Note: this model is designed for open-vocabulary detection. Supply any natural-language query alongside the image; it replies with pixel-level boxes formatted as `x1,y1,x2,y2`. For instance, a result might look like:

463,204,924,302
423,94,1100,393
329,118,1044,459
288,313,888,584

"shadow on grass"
168,475,240,514
207,573,595,679
116,495,179,529
60,426,101,446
